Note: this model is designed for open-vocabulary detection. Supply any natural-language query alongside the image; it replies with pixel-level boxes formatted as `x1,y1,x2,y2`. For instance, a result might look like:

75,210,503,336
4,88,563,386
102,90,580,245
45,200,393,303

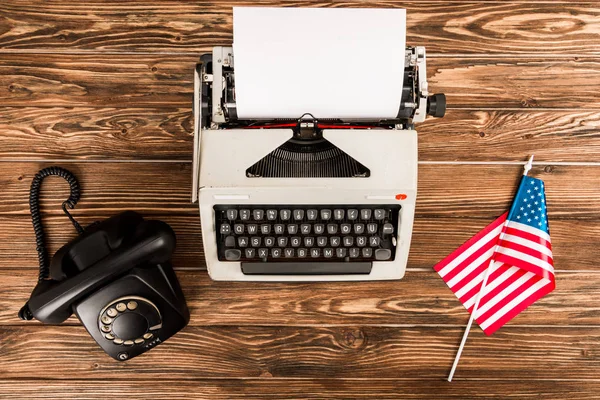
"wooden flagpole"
447,155,534,382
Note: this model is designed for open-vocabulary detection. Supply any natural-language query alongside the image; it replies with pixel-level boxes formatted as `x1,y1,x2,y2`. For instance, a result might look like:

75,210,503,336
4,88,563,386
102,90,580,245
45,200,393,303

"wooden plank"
0,325,599,379
419,110,600,162
1,270,597,326
0,107,193,160
0,379,599,399
0,2,599,55
1,163,598,218
0,214,598,271
2,108,600,162
1,55,600,108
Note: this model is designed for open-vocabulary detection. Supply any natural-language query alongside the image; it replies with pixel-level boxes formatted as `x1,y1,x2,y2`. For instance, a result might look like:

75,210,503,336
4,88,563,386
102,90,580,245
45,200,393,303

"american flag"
434,175,555,335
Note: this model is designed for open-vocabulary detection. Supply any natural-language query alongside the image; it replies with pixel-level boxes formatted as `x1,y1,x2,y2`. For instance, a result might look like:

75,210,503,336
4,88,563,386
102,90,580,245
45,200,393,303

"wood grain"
0,107,193,160
1,163,597,218
1,379,599,400
2,55,600,109
0,215,598,271
1,270,597,326
1,325,599,380
0,2,599,55
2,108,600,162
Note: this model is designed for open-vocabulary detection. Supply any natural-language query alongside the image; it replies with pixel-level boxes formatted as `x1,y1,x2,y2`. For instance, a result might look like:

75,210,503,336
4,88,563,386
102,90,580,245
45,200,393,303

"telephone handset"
19,167,189,361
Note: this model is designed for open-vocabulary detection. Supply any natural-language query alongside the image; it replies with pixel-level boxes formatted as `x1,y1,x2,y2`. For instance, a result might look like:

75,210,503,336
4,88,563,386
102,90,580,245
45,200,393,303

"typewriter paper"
233,7,406,120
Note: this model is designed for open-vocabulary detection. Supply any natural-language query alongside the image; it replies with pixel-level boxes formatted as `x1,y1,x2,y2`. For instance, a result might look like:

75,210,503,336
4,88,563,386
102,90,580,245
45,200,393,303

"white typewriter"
191,8,445,281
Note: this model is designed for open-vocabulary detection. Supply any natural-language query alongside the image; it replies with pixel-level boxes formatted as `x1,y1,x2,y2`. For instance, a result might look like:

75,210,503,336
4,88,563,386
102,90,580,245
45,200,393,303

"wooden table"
0,1,599,398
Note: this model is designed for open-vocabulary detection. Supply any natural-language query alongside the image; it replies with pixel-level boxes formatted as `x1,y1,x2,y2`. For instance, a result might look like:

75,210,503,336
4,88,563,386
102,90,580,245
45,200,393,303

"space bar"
241,262,372,275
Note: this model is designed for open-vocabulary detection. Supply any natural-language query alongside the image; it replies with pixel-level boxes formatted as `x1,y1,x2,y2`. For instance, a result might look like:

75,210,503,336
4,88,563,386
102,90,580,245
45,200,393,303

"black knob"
112,313,149,341
427,93,446,118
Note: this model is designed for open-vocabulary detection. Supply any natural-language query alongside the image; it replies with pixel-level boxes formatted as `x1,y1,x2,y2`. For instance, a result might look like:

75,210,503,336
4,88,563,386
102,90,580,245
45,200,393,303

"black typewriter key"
311,248,320,258
334,209,345,220
327,224,338,234
307,209,318,220
227,209,238,221
382,223,394,234
240,209,251,221
258,248,268,259
272,248,282,258
265,237,275,247
267,209,277,220
320,209,332,220
330,237,340,247
238,237,249,247
304,237,315,247
369,236,380,246
317,237,327,247
251,237,261,247
375,249,392,260
324,248,334,258
253,209,264,220
354,224,365,234
284,248,294,258
293,209,305,220
374,209,385,220
280,209,291,220
314,224,325,235
362,248,373,258
287,224,298,234
224,249,241,261
245,248,256,258
298,248,308,258
234,224,244,234
343,237,353,247
274,224,285,234
291,237,301,247
220,224,231,234
336,248,347,258
278,237,288,247
300,224,311,234
225,235,235,247
247,224,258,234
349,248,360,258
360,209,372,220
367,223,378,234
347,209,358,220
341,224,351,234
357,236,367,247
261,224,271,234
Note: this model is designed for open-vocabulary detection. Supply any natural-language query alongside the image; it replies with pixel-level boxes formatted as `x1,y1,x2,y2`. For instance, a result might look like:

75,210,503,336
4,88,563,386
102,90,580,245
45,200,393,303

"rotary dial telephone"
19,167,189,361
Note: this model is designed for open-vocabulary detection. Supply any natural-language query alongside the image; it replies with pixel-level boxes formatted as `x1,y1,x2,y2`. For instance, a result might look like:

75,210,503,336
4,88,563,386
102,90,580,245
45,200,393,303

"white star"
527,204,531,208
524,212,528,217
534,187,539,191
530,195,535,199
538,193,542,197
534,201,538,205
538,207,542,211
538,222,542,226
516,215,521,219
527,189,531,193
541,199,545,203
530,181,534,185
523,199,527,202
528,218,532,222
535,216,538,220
520,207,524,211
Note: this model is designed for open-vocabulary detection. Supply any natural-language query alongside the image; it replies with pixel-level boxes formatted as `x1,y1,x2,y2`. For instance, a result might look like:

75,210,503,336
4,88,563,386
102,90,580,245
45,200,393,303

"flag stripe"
496,239,553,265
494,246,554,274
435,215,506,277
475,271,535,318
503,226,551,250
498,234,553,258
446,247,495,289
506,221,551,243
493,253,555,280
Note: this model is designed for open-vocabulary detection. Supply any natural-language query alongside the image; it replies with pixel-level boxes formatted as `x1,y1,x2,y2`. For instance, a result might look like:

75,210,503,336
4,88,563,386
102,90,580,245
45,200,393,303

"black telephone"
19,167,189,361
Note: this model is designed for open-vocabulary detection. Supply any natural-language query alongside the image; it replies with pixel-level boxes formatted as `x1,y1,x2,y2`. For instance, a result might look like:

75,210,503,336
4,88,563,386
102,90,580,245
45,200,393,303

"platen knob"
427,93,446,118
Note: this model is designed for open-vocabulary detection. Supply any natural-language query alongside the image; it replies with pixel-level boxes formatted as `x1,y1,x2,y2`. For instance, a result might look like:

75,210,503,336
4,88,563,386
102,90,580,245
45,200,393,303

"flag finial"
523,155,534,176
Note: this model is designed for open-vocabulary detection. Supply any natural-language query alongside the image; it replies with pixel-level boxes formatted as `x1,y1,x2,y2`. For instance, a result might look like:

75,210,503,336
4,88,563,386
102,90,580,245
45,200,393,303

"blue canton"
507,176,549,234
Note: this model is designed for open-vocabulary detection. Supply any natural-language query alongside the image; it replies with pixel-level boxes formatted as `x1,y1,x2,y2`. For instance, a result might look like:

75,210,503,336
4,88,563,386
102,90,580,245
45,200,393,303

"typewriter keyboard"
214,205,401,274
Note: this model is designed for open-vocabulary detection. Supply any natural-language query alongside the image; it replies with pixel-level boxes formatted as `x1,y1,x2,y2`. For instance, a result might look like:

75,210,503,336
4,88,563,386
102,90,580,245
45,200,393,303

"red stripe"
466,264,521,313
493,253,555,281
476,273,540,324
496,239,554,264
482,279,555,335
503,226,551,249
443,242,497,289
433,213,507,272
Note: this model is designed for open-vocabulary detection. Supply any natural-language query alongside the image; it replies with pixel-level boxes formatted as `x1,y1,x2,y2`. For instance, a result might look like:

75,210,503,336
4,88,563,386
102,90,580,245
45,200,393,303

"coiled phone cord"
18,166,83,320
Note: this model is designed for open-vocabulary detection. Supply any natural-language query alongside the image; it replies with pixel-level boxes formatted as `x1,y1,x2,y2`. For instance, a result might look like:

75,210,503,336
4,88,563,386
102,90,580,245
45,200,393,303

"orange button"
395,194,407,200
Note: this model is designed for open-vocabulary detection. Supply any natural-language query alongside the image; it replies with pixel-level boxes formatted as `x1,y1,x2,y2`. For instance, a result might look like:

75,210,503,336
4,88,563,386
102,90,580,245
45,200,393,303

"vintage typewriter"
191,45,445,281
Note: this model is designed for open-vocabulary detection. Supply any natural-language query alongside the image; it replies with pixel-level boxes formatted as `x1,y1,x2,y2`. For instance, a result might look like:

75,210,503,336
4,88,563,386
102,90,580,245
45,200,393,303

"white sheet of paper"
233,7,406,120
